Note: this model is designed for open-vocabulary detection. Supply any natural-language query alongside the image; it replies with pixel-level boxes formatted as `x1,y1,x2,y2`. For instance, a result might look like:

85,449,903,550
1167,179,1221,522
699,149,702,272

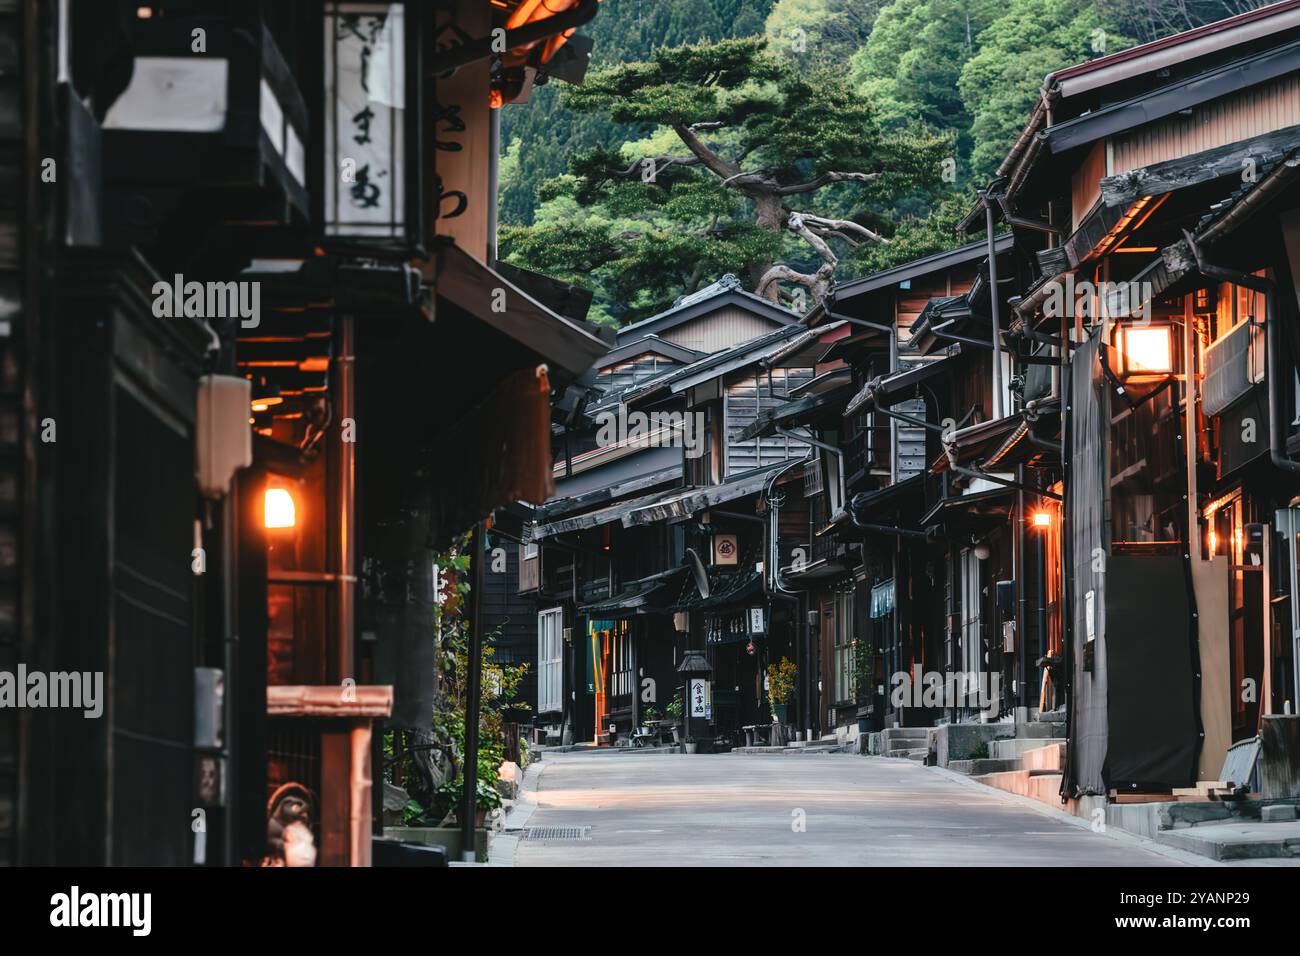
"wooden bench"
742,724,773,747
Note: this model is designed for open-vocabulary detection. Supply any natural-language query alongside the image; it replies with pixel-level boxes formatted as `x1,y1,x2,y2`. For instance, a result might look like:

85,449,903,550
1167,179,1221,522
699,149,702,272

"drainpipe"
776,427,846,512
982,183,1008,420
1184,231,1300,476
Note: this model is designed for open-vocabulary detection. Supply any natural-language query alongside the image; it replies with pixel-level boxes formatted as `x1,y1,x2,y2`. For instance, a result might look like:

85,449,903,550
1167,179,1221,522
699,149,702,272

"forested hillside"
498,0,779,227
498,0,1269,324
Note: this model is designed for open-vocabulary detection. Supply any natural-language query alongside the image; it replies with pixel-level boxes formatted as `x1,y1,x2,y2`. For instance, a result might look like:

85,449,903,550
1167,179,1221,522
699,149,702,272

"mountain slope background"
498,0,1267,322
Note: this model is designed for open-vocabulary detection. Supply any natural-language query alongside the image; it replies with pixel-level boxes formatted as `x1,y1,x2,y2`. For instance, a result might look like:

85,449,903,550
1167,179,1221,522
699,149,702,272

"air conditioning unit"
1203,318,1265,417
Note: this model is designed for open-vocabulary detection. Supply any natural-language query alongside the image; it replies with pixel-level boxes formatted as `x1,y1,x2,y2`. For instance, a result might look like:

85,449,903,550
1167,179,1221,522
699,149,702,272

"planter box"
383,826,489,862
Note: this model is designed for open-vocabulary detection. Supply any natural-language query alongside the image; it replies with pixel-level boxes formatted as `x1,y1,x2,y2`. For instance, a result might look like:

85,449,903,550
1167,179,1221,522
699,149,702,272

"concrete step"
1021,742,1065,774
887,748,928,760
1155,821,1300,861
970,768,1064,806
1017,721,1068,740
989,737,1059,760
948,757,1022,775
1028,773,1064,803
881,727,929,743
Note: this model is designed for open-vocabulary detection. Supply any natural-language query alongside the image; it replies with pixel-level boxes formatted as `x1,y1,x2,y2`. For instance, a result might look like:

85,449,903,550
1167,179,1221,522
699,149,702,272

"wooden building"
2,0,607,866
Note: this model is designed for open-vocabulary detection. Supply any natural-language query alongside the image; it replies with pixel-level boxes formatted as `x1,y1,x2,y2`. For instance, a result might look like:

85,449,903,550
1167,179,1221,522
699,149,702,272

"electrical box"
196,374,252,499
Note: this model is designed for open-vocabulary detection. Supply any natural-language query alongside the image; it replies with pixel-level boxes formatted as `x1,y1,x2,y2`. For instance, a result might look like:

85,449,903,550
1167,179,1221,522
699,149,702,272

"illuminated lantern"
265,487,297,529
1116,324,1173,376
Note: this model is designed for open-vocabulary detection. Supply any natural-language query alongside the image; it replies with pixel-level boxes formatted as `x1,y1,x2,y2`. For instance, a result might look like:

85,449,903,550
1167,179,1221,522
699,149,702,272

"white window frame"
537,608,563,714
833,590,855,704
960,548,983,702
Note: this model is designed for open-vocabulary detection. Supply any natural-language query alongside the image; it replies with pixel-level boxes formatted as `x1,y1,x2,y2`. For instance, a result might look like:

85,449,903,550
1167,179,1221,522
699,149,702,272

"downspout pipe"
850,515,928,541
982,179,1009,420
1184,231,1300,476
776,427,846,511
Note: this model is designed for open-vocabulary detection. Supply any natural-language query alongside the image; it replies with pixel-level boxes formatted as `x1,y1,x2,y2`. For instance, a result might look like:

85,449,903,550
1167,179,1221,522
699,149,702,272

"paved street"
508,751,1189,866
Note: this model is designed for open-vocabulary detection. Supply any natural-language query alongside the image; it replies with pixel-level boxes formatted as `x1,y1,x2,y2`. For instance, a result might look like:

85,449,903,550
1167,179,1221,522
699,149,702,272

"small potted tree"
664,691,684,744
853,639,875,733
766,657,797,727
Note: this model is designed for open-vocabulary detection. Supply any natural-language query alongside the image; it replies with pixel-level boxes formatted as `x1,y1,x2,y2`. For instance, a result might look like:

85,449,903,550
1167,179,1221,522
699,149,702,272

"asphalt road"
506,751,1189,867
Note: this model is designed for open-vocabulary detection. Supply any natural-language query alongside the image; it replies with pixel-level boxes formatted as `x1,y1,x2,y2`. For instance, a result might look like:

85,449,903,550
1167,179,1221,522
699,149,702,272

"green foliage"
505,34,950,321
500,0,1257,318
958,0,1134,178
385,532,529,826
498,0,778,227
851,0,999,144
852,640,874,705
767,657,798,707
764,0,880,68
852,191,978,273
665,691,684,722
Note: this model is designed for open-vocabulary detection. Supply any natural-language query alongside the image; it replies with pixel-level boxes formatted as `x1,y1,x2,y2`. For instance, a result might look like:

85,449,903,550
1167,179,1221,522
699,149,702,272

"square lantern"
1115,323,1174,377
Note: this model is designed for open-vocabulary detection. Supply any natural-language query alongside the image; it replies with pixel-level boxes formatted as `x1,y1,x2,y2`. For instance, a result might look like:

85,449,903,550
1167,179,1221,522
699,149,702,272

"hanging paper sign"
690,678,711,719
324,2,406,238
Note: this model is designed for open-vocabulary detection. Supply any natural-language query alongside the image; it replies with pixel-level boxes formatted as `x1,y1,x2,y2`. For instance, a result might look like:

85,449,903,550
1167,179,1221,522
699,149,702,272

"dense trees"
499,0,1269,324
502,38,949,320
498,0,777,227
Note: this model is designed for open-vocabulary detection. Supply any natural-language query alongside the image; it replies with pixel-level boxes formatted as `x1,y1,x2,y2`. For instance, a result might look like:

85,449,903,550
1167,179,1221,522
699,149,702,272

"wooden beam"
1101,124,1300,207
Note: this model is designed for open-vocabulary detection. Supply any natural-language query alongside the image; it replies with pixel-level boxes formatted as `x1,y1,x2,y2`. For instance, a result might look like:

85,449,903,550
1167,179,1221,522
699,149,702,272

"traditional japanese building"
522,277,810,748
962,0,1300,797
2,0,607,866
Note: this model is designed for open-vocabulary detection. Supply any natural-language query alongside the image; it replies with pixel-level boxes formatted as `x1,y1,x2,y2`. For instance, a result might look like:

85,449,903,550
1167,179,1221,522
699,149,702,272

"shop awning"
780,557,848,583
664,569,764,612
843,352,959,418
427,242,610,378
919,484,1016,531
930,398,1062,473
849,473,927,522
736,383,857,441
622,465,788,526
579,579,670,616
531,484,679,540
909,294,986,356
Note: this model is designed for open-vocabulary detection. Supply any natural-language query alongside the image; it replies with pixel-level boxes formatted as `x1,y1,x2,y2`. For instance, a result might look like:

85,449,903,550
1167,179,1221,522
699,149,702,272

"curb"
927,764,1220,867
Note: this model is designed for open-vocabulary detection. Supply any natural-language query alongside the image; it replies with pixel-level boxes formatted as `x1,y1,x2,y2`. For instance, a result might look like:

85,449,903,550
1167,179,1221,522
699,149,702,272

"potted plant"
683,737,698,754
665,690,684,743
641,704,662,732
766,657,797,726
852,640,875,733
434,773,502,828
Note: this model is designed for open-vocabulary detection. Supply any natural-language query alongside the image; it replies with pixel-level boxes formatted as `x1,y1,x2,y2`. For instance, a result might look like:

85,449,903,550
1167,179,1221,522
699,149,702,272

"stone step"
1017,721,1068,740
1022,742,1065,773
989,737,1059,760
948,757,1022,775
1028,773,1064,803
887,748,928,760
970,769,1064,806
882,726,929,741
1155,821,1300,861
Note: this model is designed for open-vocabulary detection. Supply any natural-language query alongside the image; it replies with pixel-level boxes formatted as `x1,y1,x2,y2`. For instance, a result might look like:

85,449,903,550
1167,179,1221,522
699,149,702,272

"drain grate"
524,826,591,841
